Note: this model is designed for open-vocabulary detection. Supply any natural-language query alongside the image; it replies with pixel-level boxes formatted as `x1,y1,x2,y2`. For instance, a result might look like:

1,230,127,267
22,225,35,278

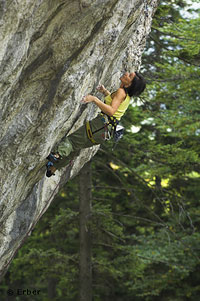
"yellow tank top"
104,92,131,120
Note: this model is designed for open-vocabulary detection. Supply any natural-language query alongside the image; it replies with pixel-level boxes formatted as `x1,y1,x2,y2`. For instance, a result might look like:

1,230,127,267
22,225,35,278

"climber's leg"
67,114,108,149
46,115,108,176
56,114,107,156
46,123,89,174
49,137,74,170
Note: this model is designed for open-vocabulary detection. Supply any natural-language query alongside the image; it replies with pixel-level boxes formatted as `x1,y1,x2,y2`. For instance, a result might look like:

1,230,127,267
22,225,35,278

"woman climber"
46,71,146,177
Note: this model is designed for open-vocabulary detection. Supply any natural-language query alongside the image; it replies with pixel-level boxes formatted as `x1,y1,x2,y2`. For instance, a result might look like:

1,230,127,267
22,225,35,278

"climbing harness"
85,113,115,145
86,121,99,145
86,113,125,149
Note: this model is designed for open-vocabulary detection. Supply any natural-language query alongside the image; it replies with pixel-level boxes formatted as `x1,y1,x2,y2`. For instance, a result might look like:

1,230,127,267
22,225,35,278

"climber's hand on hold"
81,95,95,103
96,84,105,93
97,85,110,96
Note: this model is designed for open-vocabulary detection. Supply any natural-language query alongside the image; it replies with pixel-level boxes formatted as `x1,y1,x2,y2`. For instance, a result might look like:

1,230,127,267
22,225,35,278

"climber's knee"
57,137,73,157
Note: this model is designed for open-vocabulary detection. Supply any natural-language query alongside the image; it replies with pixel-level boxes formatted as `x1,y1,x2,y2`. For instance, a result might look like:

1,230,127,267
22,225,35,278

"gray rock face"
0,0,159,279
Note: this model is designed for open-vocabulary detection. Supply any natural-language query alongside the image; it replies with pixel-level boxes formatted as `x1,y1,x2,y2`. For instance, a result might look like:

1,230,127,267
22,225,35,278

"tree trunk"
47,278,57,300
79,161,92,301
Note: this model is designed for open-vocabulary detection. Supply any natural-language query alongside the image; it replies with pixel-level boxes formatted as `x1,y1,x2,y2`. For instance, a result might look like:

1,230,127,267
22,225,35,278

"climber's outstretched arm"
81,88,126,117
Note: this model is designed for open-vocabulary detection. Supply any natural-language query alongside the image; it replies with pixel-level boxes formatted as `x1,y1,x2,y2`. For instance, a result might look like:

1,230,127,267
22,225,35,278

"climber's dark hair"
125,72,146,97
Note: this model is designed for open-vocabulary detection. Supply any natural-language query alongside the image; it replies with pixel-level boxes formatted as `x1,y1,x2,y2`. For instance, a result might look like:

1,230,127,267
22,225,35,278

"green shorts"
53,114,111,169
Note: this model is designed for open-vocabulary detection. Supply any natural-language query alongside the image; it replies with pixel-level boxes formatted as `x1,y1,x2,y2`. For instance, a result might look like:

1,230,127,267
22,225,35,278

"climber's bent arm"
82,88,126,117
92,97,119,116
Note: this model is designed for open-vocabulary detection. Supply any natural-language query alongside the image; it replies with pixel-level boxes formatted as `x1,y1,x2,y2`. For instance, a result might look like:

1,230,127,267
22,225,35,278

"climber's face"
120,72,136,87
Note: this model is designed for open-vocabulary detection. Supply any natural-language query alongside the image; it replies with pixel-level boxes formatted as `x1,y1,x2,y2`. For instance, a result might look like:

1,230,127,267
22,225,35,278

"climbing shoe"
46,161,57,177
46,153,61,177
46,152,61,163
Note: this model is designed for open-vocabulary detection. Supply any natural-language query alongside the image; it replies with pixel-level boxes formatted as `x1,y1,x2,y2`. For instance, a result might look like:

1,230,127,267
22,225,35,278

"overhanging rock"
0,0,159,279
